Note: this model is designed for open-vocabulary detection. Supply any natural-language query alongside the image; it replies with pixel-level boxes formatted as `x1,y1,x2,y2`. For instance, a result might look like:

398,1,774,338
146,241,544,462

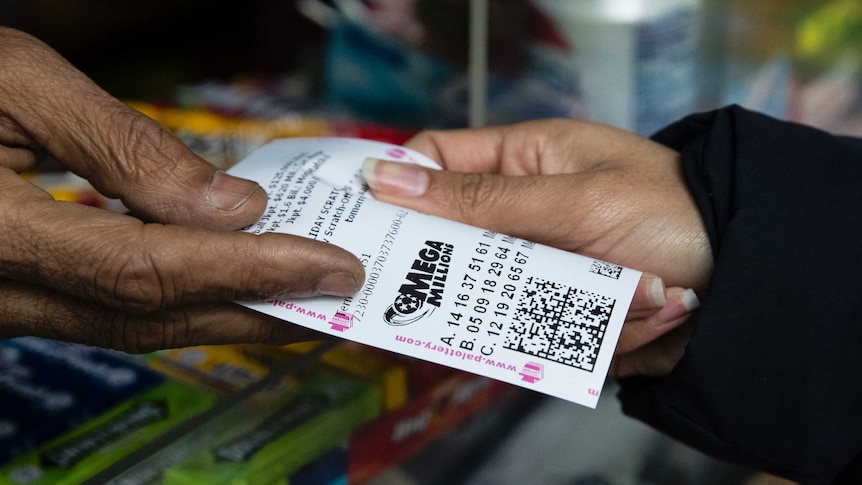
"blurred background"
3,0,860,147
0,1,857,484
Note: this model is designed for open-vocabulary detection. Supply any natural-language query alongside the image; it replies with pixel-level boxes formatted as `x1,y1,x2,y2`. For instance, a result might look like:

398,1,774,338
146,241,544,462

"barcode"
589,259,622,279
505,277,616,372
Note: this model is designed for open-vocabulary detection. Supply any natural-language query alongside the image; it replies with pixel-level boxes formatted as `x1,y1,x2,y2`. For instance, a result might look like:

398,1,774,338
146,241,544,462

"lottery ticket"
228,138,641,408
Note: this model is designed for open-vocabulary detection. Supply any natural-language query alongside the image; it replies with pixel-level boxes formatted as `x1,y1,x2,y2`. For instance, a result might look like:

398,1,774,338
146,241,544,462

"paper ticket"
228,138,640,408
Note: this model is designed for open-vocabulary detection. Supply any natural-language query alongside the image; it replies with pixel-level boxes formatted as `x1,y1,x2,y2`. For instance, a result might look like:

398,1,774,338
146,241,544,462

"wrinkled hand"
362,119,713,376
0,27,364,351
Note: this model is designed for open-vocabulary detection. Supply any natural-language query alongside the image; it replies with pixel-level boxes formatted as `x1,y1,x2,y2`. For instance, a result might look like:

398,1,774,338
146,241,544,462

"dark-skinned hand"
0,27,364,352
363,119,713,376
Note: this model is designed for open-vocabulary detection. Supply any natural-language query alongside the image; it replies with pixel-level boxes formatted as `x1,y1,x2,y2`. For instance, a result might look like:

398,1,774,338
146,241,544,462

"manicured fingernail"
646,276,666,308
362,158,429,197
651,288,700,325
317,272,361,297
679,288,701,311
207,171,261,211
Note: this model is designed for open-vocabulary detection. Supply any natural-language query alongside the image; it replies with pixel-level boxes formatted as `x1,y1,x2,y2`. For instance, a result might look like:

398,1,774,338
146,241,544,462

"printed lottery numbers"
446,231,533,355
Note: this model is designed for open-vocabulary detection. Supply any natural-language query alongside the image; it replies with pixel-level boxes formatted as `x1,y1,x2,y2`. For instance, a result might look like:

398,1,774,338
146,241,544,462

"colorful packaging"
145,345,271,394
162,371,380,485
0,414,66,469
348,373,511,484
1,339,162,400
0,380,214,485
127,102,330,169
288,444,348,485
0,339,165,465
244,343,409,412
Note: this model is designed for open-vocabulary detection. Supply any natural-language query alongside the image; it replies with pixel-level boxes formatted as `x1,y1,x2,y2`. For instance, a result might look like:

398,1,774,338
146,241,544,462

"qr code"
505,277,616,372
589,259,622,279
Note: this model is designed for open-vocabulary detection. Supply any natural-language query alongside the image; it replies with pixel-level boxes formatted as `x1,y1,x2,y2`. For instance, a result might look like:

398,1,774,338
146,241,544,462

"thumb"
362,158,585,247
80,108,267,230
0,27,265,230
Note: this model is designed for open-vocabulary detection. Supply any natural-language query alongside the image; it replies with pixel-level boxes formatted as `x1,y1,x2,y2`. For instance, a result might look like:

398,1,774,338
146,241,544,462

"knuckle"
576,171,637,227
94,233,178,314
109,114,179,181
103,311,193,354
404,130,437,149
55,301,143,352
0,197,54,281
94,108,193,200
90,311,139,352
451,173,503,221
107,262,166,314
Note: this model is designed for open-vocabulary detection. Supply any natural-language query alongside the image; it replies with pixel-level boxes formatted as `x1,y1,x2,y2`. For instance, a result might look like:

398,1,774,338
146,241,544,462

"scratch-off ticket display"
228,138,640,408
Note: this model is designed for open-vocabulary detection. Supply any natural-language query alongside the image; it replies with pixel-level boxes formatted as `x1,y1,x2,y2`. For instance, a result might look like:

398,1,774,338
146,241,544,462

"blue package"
0,338,164,465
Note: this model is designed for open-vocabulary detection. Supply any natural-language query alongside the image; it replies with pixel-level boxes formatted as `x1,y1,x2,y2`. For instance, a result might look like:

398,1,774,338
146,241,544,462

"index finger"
0,27,266,231
404,126,509,173
406,121,558,175
405,118,666,177
1,176,364,314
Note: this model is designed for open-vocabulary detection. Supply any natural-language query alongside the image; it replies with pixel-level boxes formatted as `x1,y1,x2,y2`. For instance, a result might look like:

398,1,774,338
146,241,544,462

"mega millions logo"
384,241,454,326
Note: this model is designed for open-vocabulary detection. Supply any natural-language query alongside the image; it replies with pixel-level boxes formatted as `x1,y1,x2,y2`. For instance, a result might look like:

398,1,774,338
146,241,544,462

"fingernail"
646,276,666,308
679,288,701,312
651,288,700,325
207,171,261,211
317,272,361,297
362,158,429,197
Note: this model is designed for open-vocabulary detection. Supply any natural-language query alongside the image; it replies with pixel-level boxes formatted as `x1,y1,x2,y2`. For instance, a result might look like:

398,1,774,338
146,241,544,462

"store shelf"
0,338,522,484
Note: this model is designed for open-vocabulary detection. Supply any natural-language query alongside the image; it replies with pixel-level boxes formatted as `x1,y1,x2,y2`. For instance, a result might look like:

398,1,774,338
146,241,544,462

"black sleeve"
617,105,862,484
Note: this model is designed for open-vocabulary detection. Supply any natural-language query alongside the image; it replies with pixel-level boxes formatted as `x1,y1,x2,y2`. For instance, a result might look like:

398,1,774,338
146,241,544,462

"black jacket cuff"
618,105,862,484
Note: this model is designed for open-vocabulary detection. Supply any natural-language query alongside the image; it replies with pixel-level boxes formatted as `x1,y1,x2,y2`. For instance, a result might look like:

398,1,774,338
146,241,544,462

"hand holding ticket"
229,138,644,408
